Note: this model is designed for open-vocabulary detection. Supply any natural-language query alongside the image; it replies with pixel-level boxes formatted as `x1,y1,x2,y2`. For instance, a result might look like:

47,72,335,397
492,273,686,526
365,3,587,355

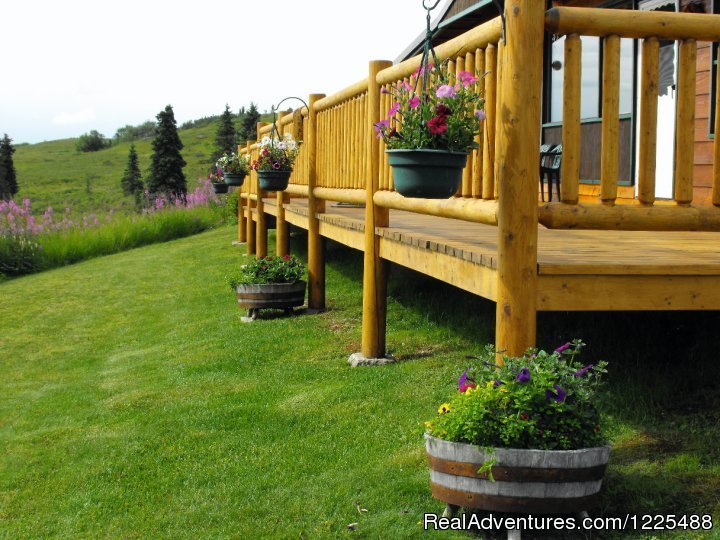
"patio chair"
540,144,562,202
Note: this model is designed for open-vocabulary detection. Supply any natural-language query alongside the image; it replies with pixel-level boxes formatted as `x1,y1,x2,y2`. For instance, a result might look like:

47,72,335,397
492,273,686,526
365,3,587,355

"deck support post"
275,112,290,256
495,0,543,358
246,140,256,256
236,143,247,243
307,93,327,311
356,60,393,364
256,122,270,258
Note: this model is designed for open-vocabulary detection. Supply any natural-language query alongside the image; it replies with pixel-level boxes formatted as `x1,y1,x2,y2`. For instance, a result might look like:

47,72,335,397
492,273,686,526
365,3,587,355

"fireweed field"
1,227,720,538
0,178,236,279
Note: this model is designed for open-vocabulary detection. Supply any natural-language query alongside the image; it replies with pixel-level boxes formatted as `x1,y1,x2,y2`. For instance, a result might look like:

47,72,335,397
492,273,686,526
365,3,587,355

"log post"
246,140,256,256
275,111,290,256
307,93,326,311
255,122,269,258
560,34,581,204
237,146,247,243
495,0,543,358
358,60,393,362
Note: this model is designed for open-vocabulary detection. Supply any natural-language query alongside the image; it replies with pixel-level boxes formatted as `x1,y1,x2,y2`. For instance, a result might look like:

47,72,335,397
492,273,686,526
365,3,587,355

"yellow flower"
499,387,509,393
424,420,434,429
464,387,474,395
438,403,452,414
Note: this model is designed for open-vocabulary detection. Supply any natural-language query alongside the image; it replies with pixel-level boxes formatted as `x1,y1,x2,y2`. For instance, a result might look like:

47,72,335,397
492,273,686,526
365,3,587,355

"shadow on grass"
288,229,720,523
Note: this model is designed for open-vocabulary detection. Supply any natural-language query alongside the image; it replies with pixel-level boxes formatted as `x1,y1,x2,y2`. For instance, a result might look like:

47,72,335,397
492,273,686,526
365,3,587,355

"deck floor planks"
259,198,720,278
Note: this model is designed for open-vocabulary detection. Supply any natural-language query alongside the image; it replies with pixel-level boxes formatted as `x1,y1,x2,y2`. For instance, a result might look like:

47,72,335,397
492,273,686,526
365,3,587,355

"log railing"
542,7,720,231
234,3,720,358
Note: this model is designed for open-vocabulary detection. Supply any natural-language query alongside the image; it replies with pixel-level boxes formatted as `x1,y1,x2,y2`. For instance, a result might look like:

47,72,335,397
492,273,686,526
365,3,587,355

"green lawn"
2,227,720,538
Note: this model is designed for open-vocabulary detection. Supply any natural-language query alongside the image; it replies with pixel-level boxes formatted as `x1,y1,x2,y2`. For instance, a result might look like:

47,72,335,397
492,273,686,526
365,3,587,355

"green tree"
212,104,237,162
238,102,261,144
146,105,186,196
121,144,143,200
0,134,18,200
76,130,112,152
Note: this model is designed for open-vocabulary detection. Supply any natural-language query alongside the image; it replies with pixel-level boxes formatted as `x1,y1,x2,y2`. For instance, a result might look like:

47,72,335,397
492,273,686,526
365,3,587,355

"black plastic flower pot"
387,149,468,199
223,172,246,186
257,170,291,192
211,183,229,194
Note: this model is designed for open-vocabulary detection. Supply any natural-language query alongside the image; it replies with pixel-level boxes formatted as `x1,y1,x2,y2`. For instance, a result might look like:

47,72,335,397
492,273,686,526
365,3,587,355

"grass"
1,227,720,538
13,113,272,215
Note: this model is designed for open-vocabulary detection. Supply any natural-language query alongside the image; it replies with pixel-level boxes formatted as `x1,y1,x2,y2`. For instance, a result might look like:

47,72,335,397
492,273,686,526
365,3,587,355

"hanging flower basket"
387,149,468,199
211,182,229,194
223,172,246,186
257,170,291,192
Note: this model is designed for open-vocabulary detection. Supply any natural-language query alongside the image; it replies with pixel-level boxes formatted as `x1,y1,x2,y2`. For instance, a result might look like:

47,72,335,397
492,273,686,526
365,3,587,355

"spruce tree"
146,105,186,196
212,104,237,162
121,144,143,199
238,102,261,144
0,134,18,200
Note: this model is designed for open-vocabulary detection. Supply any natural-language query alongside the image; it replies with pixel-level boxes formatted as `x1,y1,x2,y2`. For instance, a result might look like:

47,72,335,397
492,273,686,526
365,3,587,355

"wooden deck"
255,198,720,312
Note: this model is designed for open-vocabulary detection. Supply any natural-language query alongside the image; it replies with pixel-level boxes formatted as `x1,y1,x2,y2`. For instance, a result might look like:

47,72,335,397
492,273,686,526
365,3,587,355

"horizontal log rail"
539,202,720,231
313,187,365,205
546,7,720,41
374,191,498,226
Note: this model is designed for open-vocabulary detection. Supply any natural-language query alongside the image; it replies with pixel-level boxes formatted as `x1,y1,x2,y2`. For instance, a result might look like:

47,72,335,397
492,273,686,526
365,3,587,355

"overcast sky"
0,0,446,144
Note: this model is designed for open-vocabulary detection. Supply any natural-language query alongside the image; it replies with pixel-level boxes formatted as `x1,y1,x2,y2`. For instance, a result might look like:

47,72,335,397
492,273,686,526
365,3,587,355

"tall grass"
0,179,233,278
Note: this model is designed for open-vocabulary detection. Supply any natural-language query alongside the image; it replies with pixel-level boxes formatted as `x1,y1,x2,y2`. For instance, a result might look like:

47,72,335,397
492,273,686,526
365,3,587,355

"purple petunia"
374,120,390,139
516,367,531,383
436,84,457,99
388,102,400,117
555,342,572,354
474,109,486,120
546,385,567,403
573,364,594,377
458,370,475,393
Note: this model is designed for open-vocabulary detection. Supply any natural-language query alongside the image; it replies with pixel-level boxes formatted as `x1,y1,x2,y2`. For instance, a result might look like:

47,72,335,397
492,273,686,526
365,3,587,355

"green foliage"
147,105,186,196
221,189,238,224
180,114,220,130
113,121,156,142
0,134,18,200
212,105,238,163
120,144,143,199
377,65,485,152
75,130,112,152
238,102,261,144
0,234,42,277
227,254,304,287
427,341,608,450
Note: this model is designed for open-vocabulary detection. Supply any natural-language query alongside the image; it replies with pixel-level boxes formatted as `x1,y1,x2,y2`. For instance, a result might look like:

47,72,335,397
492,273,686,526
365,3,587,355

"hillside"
13,114,273,215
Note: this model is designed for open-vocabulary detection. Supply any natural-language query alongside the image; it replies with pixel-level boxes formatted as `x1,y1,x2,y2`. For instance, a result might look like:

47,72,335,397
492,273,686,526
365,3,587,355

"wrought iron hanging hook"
268,96,309,147
491,0,506,44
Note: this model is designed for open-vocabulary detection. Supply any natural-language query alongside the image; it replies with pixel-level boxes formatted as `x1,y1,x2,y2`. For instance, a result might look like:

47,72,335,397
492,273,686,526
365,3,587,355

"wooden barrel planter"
425,434,610,515
236,280,306,319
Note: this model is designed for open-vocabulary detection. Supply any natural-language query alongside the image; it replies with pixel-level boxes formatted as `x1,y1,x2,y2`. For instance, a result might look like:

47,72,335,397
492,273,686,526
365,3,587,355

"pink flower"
399,81,412,92
374,119,389,139
388,102,400,117
409,96,420,109
474,109,486,120
457,71,478,87
436,85,457,99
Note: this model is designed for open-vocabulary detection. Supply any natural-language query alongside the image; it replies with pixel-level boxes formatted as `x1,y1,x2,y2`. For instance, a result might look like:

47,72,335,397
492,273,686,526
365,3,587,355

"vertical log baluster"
638,37,660,206
561,34,581,204
675,38,697,205
473,48,485,199
482,44,497,200
600,35,620,205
